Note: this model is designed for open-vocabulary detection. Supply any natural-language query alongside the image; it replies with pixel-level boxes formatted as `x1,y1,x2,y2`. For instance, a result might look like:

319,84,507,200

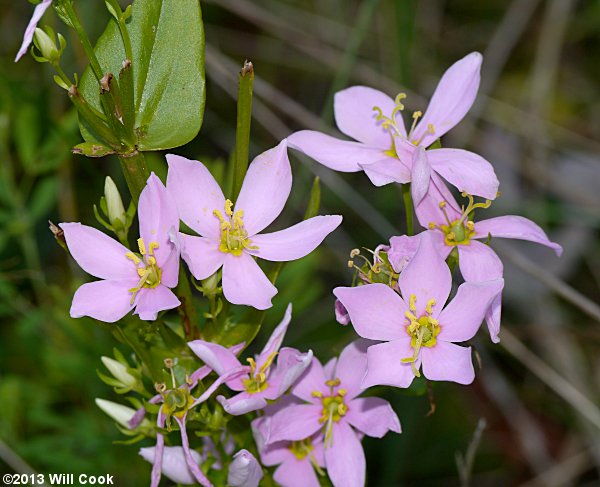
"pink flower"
334,232,504,388
167,139,342,309
188,304,312,415
60,174,180,322
227,450,263,487
288,53,498,205
15,0,52,62
414,176,562,342
252,398,325,487
268,340,401,487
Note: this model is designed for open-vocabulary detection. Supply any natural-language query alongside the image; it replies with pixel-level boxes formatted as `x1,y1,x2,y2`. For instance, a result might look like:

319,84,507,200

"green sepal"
303,176,321,220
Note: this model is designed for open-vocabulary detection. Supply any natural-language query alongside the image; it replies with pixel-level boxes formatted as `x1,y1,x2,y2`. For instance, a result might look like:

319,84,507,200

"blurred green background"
1,0,600,485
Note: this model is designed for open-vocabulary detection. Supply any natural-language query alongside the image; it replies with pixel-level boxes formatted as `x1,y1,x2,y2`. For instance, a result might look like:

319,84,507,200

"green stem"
402,183,414,236
231,61,254,201
106,0,133,61
62,1,104,82
118,151,150,203
174,267,198,340
53,63,72,87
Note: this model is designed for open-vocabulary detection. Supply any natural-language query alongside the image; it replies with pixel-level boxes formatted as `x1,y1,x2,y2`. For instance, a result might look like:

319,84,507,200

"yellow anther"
350,248,360,258
347,260,354,268
412,110,422,119
137,268,145,277
428,222,437,230
405,310,417,322
325,378,340,388
125,252,141,265
466,221,475,231
439,201,447,208
246,357,257,373
447,232,455,241
147,256,157,266
148,241,159,256
338,388,347,397
427,124,435,134
225,199,234,217
312,391,323,398
409,294,417,313
425,299,436,315
137,238,147,255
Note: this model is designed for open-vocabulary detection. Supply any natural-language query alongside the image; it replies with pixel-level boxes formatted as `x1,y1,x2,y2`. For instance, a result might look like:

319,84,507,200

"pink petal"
345,397,401,438
251,416,289,466
334,86,403,147
60,223,135,280
176,417,212,487
292,357,329,403
222,253,277,310
186,341,245,391
334,299,350,325
178,233,224,280
138,173,180,270
287,130,390,172
166,154,225,239
412,52,482,148
274,457,321,487
258,303,293,363
438,279,504,343
474,215,563,256
333,340,369,400
421,342,475,384
323,357,337,380
134,286,181,321
159,247,180,288
234,140,291,236
363,339,416,389
428,148,499,200
388,234,420,273
360,157,411,186
415,173,462,228
398,231,451,317
139,446,201,485
485,294,503,343
218,393,267,416
333,284,407,341
458,240,503,282
15,0,52,62
228,450,263,487
250,216,342,262
268,404,322,443
325,421,365,487
410,147,431,206
264,348,313,400
70,279,136,323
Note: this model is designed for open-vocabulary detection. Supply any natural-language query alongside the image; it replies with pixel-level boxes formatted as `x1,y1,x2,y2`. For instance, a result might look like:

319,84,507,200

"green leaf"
79,0,206,151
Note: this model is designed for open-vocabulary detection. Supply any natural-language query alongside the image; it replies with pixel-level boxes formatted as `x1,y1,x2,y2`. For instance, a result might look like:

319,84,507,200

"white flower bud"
101,356,137,389
228,450,263,487
33,27,60,62
104,176,126,226
95,399,149,429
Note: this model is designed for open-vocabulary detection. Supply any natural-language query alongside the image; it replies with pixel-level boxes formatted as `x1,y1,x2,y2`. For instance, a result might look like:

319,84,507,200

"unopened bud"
95,399,150,429
32,27,66,64
104,176,126,226
101,356,137,389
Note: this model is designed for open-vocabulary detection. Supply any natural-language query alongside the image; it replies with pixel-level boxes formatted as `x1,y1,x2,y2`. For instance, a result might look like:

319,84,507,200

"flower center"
428,193,491,247
401,294,440,377
213,199,258,256
242,352,278,394
125,238,162,304
312,378,347,448
373,93,436,147
289,439,313,460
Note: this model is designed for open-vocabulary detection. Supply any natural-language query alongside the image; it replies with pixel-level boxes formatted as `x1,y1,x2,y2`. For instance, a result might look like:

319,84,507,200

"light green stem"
231,61,254,202
402,183,414,236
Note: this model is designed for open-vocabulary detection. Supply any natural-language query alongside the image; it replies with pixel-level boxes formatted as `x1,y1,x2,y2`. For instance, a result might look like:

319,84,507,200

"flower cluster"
52,41,562,486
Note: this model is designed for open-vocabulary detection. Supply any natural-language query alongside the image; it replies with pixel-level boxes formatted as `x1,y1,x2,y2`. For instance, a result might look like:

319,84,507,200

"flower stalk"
232,61,254,202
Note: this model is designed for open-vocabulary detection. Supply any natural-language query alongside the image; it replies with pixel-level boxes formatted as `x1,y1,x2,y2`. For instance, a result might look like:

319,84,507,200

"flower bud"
101,356,137,389
32,26,66,64
139,446,202,485
95,399,150,429
228,450,263,487
104,176,126,227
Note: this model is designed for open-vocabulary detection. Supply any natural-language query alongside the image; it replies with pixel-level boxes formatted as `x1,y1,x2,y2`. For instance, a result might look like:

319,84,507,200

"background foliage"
1,0,600,485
